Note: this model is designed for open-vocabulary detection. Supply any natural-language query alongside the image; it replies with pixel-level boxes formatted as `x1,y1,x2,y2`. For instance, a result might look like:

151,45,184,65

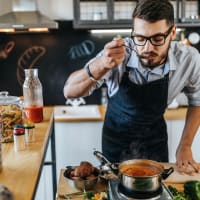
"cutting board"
162,163,200,183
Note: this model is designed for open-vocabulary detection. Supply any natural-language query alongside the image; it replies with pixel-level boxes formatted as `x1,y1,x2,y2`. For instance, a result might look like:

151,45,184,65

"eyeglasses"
131,25,174,46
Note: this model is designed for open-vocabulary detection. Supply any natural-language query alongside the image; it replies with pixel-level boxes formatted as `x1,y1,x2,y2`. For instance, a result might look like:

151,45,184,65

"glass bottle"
23,68,43,123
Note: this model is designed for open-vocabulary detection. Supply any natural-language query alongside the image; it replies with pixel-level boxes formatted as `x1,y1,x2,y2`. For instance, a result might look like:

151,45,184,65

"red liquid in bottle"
24,107,43,123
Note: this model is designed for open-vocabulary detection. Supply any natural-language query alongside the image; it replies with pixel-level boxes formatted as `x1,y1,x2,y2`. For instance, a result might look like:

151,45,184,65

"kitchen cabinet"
167,119,200,162
73,0,200,29
55,121,103,181
73,0,135,29
176,0,200,27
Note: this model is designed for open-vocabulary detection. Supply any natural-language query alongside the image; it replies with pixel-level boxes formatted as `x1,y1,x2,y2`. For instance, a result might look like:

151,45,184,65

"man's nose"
143,39,155,51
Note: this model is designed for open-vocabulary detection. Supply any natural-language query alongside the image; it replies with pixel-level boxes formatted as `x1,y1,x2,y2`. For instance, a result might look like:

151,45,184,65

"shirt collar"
126,43,176,74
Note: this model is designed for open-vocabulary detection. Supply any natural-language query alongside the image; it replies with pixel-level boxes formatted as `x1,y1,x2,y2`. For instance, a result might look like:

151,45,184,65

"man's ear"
4,41,15,54
171,25,177,41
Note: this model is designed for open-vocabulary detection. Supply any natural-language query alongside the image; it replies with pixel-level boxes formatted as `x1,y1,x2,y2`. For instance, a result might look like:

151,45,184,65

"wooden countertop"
164,107,187,120
0,107,54,200
99,105,187,121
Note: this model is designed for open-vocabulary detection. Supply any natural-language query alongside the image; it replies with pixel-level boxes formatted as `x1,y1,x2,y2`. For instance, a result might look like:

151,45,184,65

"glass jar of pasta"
0,91,23,143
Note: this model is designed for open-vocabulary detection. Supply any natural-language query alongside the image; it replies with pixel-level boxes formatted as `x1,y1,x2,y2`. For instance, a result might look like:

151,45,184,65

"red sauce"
120,163,160,176
24,106,43,123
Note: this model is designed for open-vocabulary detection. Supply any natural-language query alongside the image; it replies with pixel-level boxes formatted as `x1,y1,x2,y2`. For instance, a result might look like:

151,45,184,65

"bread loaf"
74,161,94,178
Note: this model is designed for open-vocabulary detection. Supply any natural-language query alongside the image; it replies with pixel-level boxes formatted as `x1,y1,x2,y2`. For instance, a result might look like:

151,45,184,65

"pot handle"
93,150,112,165
93,150,118,174
161,167,174,180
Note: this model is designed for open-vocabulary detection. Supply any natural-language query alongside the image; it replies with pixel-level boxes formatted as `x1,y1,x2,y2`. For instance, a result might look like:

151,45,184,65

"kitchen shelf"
73,0,200,29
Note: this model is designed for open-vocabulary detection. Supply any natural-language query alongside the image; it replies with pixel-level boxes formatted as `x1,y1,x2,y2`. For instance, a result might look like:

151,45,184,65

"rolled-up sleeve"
183,54,200,106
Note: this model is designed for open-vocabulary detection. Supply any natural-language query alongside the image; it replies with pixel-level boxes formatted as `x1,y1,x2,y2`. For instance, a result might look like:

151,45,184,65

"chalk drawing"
68,40,95,60
16,46,46,85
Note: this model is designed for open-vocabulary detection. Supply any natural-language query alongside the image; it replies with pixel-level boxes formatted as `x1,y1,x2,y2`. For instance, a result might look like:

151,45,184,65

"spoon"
122,44,138,55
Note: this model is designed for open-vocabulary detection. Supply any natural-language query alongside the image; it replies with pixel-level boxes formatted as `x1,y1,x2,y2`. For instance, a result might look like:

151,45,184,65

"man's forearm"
63,57,109,98
178,106,200,147
63,68,94,98
176,106,200,173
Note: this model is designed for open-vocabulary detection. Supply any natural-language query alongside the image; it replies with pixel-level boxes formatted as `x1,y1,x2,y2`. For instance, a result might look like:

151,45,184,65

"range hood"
0,0,58,32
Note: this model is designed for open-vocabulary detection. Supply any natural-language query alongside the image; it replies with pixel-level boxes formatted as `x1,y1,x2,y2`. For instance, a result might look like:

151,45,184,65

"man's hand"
100,37,126,70
176,144,200,175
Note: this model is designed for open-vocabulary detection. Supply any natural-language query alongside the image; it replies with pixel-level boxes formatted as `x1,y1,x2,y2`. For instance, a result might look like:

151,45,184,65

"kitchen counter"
0,107,55,200
99,105,188,121
54,105,188,122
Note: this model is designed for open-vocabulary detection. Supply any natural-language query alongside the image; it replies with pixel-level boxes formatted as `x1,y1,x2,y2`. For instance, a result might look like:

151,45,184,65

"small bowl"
63,166,99,190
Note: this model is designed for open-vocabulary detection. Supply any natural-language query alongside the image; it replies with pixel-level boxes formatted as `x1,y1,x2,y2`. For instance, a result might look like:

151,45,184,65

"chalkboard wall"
0,21,127,105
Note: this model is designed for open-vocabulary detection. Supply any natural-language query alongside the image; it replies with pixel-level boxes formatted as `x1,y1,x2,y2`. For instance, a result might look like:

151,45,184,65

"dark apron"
102,66,169,163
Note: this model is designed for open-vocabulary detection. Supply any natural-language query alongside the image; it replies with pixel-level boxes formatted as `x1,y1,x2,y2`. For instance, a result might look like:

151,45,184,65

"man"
0,33,15,60
63,0,200,174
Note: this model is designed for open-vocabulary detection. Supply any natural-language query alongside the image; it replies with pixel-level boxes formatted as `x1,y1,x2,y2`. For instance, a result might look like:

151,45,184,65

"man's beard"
136,42,171,68
137,51,167,68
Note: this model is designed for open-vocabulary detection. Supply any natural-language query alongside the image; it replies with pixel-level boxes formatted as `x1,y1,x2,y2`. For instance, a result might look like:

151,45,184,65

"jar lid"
13,126,25,135
24,121,35,129
14,125,24,129
0,91,20,105
24,125,35,129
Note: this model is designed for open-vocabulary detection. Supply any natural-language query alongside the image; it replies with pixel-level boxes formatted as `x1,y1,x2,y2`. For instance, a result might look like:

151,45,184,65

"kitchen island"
0,107,56,200
54,105,194,180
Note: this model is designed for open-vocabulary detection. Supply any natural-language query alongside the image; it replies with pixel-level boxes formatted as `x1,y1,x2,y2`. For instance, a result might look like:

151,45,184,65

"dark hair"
132,0,174,26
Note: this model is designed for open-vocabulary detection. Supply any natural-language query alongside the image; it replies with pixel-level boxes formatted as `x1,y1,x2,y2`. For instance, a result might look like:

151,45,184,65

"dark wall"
0,21,119,105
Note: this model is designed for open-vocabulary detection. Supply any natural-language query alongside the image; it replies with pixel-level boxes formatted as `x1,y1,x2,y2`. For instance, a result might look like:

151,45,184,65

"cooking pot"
94,150,174,193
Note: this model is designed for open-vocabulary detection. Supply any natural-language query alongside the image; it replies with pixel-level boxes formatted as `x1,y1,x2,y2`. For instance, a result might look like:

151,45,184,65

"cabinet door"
167,120,185,162
112,0,136,22
35,143,53,200
174,0,200,27
74,0,110,29
55,121,103,181
167,119,200,162
179,0,200,22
